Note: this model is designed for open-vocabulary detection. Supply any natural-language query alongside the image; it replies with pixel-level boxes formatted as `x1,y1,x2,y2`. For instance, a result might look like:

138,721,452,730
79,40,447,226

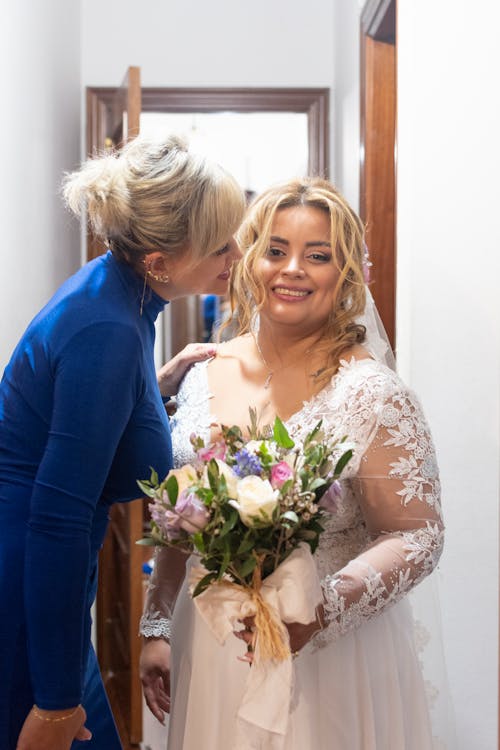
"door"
86,65,145,748
360,0,397,350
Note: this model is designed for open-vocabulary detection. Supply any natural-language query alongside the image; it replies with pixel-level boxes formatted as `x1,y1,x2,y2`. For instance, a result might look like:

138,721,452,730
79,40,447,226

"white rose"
229,475,279,526
164,464,197,497
203,459,239,498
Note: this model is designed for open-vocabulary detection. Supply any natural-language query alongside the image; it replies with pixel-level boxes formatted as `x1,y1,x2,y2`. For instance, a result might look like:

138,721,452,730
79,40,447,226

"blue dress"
0,251,173,749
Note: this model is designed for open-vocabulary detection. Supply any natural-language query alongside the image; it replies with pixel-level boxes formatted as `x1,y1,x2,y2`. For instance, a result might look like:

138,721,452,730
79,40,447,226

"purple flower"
233,448,262,478
152,489,209,539
319,480,342,513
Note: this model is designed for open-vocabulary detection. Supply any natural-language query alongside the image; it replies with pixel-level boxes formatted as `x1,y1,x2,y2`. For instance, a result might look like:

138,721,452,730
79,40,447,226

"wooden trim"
361,0,395,43
359,18,397,350
86,86,329,177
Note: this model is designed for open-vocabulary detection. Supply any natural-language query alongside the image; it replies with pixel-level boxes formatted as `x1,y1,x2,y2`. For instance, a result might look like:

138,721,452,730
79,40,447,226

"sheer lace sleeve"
318,373,444,644
139,546,188,640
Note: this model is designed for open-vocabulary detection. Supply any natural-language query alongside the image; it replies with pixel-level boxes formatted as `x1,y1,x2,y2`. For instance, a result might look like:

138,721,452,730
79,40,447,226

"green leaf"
309,477,327,491
305,445,324,466
207,459,220,493
217,538,232,579
281,510,299,526
150,467,159,485
165,475,179,505
192,572,217,598
279,478,293,496
333,449,353,477
273,416,295,449
219,508,239,537
136,479,156,498
296,529,318,541
236,555,258,579
237,533,256,555
135,536,157,546
192,532,205,553
304,420,323,446
196,487,214,504
308,519,325,534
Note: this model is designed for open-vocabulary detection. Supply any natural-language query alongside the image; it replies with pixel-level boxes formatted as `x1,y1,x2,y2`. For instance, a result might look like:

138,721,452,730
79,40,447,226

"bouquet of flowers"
138,410,353,663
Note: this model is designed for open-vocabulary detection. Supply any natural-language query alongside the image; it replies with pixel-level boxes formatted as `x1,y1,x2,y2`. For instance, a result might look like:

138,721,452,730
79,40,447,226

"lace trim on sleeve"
316,523,444,646
139,609,172,640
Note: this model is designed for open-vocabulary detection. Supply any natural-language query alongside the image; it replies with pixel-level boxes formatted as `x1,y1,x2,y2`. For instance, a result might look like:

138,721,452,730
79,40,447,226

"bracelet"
33,704,81,722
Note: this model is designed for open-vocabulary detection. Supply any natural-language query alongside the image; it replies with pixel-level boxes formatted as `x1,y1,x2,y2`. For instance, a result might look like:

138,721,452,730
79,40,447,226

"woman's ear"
145,253,170,283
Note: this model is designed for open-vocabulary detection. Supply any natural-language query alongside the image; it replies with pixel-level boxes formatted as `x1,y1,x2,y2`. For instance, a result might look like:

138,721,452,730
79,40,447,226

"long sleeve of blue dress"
25,322,144,707
0,252,173,730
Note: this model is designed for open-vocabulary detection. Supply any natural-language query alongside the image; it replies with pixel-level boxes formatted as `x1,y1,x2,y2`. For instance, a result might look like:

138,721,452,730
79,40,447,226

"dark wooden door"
86,65,145,748
360,0,397,351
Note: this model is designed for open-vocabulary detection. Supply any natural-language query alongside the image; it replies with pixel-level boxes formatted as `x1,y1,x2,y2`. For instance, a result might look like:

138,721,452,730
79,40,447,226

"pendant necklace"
254,336,274,388
252,333,326,389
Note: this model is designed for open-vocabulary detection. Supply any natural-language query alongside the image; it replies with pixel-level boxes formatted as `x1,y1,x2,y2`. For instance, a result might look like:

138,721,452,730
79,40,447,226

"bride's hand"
234,607,325,663
140,638,172,724
157,343,217,398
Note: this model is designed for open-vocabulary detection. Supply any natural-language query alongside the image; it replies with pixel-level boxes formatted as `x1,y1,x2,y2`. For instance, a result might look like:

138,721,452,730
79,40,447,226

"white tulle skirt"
166,561,441,750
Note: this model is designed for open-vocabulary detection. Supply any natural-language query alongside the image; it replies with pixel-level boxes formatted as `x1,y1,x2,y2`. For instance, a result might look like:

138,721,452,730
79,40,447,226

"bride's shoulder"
333,346,404,399
207,335,252,371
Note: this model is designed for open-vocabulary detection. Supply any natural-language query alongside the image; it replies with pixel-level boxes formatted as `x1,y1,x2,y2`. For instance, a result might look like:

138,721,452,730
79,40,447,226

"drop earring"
139,267,148,316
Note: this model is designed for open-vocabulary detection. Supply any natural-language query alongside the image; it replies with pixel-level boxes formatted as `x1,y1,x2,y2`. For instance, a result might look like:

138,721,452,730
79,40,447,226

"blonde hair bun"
63,134,245,267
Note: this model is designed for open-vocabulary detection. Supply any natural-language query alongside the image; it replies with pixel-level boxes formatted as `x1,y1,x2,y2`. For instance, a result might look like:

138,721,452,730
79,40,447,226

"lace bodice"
141,358,444,647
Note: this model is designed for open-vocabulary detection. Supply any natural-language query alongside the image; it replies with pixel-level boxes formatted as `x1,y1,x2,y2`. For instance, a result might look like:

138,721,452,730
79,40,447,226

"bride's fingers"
143,684,167,724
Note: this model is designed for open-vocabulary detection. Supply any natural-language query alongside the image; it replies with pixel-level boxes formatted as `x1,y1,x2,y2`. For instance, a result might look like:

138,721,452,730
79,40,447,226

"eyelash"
266,247,332,263
214,244,229,257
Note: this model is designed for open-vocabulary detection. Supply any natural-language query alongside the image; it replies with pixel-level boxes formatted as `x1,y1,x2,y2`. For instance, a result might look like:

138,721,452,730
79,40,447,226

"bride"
139,177,445,749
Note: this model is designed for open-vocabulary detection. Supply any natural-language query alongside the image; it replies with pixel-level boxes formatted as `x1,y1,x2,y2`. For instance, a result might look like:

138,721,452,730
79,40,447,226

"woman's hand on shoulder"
140,637,172,724
157,343,217,397
16,704,90,750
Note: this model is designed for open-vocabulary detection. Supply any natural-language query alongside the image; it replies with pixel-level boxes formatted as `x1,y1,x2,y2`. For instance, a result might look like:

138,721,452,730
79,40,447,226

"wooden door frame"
86,86,329,177
359,0,397,350
86,84,330,358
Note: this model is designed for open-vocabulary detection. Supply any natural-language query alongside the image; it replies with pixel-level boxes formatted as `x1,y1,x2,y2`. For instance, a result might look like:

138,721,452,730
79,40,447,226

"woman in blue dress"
0,134,245,750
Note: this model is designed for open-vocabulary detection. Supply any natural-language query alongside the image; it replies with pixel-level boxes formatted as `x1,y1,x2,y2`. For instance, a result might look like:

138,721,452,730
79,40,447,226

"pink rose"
319,480,342,513
198,441,227,462
270,461,294,489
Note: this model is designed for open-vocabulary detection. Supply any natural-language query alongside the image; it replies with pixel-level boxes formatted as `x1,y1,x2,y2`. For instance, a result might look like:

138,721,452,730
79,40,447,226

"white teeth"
274,287,309,297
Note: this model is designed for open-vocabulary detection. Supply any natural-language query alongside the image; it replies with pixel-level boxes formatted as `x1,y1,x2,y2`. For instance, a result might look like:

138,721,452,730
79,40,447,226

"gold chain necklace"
252,333,326,389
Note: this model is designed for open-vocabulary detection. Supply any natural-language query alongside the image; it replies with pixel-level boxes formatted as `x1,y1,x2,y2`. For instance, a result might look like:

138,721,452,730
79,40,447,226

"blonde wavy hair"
63,134,246,269
230,177,367,382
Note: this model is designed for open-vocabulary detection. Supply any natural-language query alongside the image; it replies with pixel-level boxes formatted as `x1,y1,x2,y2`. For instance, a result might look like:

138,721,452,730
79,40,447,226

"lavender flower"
233,448,263,478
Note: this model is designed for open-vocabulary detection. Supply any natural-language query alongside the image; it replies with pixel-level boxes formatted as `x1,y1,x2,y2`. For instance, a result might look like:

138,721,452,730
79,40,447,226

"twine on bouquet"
248,562,290,663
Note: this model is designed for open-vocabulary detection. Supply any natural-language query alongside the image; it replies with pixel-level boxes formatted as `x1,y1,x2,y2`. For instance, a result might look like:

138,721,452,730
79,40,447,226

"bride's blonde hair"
230,177,367,381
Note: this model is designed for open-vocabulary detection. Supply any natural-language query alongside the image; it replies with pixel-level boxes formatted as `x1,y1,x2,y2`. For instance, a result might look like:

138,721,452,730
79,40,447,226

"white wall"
397,3,500,748
81,0,336,175
81,0,335,88
0,0,81,370
331,0,361,211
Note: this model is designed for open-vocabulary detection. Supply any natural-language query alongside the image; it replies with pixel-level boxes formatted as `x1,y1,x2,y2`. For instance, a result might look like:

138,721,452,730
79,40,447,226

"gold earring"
147,269,170,284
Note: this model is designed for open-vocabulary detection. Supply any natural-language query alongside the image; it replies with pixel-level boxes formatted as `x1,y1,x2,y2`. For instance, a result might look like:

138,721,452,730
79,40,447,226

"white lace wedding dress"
141,357,449,750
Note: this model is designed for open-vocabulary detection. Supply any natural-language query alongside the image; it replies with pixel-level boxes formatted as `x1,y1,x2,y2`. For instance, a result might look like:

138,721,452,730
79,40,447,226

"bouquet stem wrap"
189,543,323,745
249,563,290,663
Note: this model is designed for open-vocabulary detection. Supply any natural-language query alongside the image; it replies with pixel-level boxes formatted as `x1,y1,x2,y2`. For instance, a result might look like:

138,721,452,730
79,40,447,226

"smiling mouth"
272,287,311,298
